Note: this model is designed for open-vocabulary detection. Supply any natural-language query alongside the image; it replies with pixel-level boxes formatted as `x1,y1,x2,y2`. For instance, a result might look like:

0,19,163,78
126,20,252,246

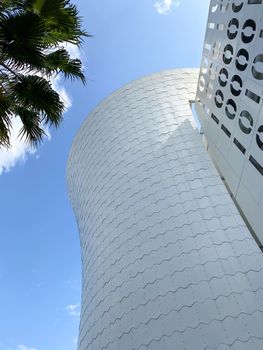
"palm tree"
0,0,88,147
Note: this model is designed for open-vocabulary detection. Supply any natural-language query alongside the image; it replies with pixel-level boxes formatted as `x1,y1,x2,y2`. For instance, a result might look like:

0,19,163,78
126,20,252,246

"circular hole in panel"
230,75,242,96
223,44,234,64
225,99,237,119
219,68,229,87
252,54,263,80
215,89,224,108
236,49,249,71
242,19,256,44
232,1,243,13
239,111,253,134
256,125,263,150
227,18,239,40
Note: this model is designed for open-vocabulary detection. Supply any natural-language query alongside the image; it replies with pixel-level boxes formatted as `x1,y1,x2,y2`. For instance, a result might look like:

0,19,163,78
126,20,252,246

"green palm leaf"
25,0,89,46
9,75,65,126
16,107,46,145
0,87,12,146
0,12,46,70
0,0,87,148
0,0,24,12
44,49,85,83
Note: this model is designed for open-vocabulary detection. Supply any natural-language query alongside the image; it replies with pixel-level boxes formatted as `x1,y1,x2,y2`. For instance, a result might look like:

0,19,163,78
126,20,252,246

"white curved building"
67,69,263,350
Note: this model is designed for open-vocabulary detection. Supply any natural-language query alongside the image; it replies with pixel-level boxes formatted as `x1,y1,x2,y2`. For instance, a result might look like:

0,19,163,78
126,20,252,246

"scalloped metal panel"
67,69,263,350
196,0,263,242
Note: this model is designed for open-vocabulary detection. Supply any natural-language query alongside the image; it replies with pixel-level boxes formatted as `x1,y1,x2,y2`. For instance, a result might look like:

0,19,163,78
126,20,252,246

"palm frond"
25,0,89,46
0,12,46,70
0,86,13,147
44,49,85,83
16,107,46,145
9,75,65,126
0,117,10,147
0,0,24,12
0,0,87,148
0,87,12,122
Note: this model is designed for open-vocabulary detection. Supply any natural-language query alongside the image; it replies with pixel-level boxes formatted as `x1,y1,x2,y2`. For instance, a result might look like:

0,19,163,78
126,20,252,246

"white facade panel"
67,69,263,350
196,0,263,243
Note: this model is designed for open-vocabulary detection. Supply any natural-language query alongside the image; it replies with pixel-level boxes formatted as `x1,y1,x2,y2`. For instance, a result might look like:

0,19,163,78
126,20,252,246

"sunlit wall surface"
196,0,263,243
67,69,263,350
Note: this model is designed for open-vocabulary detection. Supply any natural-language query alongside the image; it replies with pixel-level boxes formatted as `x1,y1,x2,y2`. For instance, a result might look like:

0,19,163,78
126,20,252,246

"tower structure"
196,0,263,243
67,68,263,350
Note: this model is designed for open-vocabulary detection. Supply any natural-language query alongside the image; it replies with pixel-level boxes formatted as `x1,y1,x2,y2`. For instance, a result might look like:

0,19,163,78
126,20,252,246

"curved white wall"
67,69,263,350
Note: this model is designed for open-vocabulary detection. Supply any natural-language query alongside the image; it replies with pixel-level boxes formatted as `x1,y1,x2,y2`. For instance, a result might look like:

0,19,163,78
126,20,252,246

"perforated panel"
196,0,263,243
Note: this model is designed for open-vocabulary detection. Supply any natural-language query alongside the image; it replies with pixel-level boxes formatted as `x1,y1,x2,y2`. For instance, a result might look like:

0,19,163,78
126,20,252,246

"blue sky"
0,1,210,350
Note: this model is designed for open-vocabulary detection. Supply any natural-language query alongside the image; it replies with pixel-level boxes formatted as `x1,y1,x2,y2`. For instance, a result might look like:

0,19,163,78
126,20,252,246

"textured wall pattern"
196,0,263,242
67,69,263,350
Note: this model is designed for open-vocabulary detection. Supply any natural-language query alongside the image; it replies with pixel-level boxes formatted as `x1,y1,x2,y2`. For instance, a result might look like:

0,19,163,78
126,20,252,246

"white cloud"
66,303,81,317
52,76,72,109
0,118,36,174
154,0,180,14
18,345,37,350
0,44,82,175
64,43,82,60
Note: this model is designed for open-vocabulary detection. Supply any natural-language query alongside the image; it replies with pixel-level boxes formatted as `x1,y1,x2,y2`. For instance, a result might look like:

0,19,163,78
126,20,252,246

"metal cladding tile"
238,253,263,273
67,69,263,350
230,338,263,350
255,288,263,305
162,332,185,350
245,270,263,291
223,314,261,346
201,319,228,349
183,326,208,350
174,284,196,308
138,337,167,350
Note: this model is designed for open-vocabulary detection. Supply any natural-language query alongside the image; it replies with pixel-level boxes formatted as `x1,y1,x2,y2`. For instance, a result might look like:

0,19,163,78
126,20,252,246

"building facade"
67,68,263,350
196,0,263,243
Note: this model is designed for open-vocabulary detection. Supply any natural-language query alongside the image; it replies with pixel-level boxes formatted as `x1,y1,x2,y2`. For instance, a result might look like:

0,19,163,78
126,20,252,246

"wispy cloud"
18,345,37,350
66,303,81,317
154,0,180,15
0,118,37,174
64,43,82,61
0,44,82,175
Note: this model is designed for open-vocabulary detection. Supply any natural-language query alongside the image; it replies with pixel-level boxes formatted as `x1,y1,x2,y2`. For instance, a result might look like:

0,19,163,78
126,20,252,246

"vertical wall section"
196,0,263,243
67,69,263,350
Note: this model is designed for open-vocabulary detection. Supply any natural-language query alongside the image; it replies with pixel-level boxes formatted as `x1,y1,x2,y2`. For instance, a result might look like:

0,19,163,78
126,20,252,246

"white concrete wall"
67,69,263,350
196,0,263,243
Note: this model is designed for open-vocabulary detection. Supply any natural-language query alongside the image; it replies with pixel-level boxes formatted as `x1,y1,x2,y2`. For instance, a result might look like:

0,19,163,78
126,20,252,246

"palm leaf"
16,106,46,145
44,49,85,83
0,0,24,12
0,0,87,148
25,0,89,46
0,12,46,70
9,75,65,126
0,117,10,147
0,87,12,147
